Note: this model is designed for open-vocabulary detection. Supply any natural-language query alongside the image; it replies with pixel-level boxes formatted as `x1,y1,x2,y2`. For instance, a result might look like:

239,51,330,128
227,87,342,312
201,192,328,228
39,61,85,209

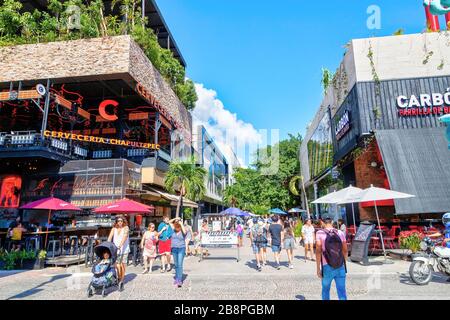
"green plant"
294,220,303,238
393,28,404,36
399,231,424,253
320,68,334,95
164,157,207,218
183,207,193,220
423,51,434,65
0,0,198,110
438,59,445,70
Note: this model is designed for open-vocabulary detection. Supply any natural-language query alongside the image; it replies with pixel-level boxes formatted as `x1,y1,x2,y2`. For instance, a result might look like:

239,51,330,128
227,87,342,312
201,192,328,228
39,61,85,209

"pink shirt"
316,228,346,266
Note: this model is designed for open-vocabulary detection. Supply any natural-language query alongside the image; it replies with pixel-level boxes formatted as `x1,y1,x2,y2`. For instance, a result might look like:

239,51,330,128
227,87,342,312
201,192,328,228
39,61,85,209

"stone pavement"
0,237,449,300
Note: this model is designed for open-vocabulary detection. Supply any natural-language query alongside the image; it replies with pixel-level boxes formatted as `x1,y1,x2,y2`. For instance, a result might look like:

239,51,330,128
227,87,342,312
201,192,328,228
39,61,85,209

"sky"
155,0,430,165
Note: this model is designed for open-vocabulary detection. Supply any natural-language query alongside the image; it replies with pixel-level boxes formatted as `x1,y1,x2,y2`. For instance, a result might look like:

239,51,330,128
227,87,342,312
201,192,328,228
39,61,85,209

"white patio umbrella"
312,185,363,231
338,185,415,261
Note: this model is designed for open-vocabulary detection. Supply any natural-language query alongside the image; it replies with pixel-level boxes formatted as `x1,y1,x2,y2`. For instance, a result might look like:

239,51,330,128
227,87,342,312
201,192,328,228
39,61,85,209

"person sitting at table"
10,222,27,251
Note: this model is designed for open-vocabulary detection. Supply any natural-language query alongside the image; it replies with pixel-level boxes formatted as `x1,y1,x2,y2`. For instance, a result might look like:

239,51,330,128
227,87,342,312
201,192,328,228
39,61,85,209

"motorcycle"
409,237,450,285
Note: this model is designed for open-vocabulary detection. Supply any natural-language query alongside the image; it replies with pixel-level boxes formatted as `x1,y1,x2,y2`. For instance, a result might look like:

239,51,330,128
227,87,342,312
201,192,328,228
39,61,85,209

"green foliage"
294,220,303,238
165,157,207,203
38,250,47,260
393,28,404,36
0,0,198,110
399,231,424,253
320,68,334,95
183,207,193,220
0,249,36,270
224,134,303,213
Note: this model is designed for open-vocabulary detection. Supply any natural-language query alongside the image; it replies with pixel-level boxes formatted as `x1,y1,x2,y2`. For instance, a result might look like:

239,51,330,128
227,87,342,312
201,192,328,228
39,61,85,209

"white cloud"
192,83,262,167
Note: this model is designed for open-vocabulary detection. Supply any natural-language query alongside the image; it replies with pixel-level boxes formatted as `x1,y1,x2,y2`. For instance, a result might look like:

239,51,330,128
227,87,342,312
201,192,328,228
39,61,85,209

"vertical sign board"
350,223,375,264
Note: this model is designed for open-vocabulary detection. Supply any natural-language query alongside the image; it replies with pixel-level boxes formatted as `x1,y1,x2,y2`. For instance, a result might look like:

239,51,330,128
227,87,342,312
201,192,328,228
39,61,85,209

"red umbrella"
20,197,82,248
94,198,154,214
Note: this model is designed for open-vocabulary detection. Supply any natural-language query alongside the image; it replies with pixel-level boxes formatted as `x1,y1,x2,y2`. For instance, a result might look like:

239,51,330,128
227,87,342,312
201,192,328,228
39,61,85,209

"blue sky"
156,0,428,144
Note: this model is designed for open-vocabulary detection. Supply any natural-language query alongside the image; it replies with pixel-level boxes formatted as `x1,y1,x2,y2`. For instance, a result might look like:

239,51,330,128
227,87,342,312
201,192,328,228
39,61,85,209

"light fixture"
371,162,378,168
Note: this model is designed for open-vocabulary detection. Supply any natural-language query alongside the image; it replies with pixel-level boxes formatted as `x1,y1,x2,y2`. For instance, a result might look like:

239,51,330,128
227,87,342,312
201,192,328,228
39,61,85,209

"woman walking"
301,219,316,261
107,215,129,291
140,223,158,274
169,218,187,287
236,221,244,247
283,221,296,269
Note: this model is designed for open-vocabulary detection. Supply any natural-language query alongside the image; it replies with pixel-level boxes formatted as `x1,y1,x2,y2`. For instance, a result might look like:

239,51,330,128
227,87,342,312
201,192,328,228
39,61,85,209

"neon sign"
43,130,160,150
396,91,450,117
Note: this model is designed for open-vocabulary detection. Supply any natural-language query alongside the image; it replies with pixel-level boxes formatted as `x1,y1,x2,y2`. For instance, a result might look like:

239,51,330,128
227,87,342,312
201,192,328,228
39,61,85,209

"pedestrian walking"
250,218,268,271
315,217,348,300
140,223,158,274
283,221,295,269
302,219,316,261
107,215,129,291
168,218,187,288
184,220,193,256
338,219,347,237
236,221,244,247
200,219,210,257
157,217,173,273
269,215,283,270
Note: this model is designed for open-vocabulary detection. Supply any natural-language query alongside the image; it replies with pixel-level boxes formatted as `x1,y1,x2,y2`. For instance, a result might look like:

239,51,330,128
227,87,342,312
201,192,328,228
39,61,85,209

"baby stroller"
87,242,119,298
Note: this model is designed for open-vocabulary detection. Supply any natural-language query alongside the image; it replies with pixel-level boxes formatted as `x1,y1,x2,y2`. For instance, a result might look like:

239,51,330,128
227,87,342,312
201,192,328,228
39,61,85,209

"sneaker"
257,265,262,272
289,264,294,269
142,269,149,274
167,265,173,272
160,268,165,273
118,282,124,292
177,281,183,288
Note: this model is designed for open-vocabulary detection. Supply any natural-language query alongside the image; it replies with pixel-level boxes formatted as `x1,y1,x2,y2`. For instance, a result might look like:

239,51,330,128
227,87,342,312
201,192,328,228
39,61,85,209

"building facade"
0,1,195,228
300,32,450,223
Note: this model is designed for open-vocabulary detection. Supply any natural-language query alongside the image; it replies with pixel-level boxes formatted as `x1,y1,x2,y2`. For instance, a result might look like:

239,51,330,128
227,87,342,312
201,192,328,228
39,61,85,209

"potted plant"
0,249,6,270
399,231,425,259
19,250,37,270
34,250,47,270
3,251,19,270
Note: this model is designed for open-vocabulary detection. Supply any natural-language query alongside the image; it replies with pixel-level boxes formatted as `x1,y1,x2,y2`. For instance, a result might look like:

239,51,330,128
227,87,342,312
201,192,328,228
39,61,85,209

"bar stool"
25,237,40,252
69,236,79,255
47,239,61,258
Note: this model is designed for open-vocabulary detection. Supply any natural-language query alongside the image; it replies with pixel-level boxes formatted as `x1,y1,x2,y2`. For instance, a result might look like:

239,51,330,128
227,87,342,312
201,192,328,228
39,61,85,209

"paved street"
1,238,449,300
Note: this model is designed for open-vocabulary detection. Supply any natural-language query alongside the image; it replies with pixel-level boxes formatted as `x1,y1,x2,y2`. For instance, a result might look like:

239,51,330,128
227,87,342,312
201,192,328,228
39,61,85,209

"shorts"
116,253,129,264
284,238,295,250
271,245,281,253
158,239,172,254
304,236,314,245
252,242,267,254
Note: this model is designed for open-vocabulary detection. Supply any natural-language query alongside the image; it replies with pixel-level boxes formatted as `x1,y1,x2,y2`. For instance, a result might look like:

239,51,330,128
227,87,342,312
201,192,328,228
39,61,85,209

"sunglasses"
117,220,123,223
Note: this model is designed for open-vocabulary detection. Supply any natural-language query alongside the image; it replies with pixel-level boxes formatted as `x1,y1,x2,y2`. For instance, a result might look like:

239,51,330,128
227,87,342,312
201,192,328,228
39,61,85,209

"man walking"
269,215,283,270
315,218,348,300
157,217,173,273
250,218,268,271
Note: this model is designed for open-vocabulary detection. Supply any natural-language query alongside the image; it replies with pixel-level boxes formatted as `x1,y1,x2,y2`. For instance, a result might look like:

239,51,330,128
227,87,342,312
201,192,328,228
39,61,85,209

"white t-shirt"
302,225,315,241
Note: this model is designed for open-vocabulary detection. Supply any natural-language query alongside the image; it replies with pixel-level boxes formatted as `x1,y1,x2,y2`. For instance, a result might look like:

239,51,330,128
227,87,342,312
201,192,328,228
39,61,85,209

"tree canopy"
223,134,302,214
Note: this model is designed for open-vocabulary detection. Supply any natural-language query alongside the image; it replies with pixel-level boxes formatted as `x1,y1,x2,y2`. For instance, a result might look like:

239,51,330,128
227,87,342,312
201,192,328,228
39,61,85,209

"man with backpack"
250,218,268,271
315,217,348,300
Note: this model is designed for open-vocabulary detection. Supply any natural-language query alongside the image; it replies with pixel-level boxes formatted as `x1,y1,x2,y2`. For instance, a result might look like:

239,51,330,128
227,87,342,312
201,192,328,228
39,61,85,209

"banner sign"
335,110,351,141
396,91,450,117
201,231,238,247
43,130,160,150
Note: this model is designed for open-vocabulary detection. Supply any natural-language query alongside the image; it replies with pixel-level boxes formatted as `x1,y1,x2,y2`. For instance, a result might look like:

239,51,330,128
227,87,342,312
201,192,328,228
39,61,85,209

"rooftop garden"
0,0,198,110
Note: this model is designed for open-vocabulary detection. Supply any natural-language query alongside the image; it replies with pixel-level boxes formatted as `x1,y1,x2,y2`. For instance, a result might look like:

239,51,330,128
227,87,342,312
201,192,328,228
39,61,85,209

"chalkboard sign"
350,223,375,264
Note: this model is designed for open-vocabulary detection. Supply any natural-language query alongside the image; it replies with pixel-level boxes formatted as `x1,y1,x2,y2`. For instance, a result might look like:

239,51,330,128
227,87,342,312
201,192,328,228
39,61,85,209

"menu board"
350,223,375,264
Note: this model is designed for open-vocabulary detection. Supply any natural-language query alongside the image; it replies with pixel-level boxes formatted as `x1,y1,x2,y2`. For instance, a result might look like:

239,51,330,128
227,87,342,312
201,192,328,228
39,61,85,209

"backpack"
322,229,345,269
253,226,267,244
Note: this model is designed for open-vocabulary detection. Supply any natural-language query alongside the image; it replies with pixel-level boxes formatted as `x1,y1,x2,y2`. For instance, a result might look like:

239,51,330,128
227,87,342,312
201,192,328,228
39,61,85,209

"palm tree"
164,158,207,218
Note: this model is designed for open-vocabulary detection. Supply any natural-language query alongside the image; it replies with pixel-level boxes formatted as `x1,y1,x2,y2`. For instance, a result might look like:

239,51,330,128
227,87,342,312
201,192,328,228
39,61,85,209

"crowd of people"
104,213,348,299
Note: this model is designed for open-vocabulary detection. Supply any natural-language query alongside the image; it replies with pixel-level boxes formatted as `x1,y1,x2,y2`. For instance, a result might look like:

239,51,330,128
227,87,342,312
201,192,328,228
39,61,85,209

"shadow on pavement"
123,273,137,285
245,260,259,271
295,295,306,300
6,274,71,300
0,270,27,278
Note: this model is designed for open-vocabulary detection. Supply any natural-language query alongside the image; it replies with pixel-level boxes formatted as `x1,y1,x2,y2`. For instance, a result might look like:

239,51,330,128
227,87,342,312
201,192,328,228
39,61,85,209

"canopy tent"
220,207,249,217
20,197,82,247
312,185,363,230
288,208,307,213
338,185,415,261
269,208,288,215
142,187,198,208
94,198,154,214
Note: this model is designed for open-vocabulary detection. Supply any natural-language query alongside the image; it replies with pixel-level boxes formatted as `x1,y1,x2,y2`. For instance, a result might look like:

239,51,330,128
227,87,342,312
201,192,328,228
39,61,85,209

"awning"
376,127,450,215
141,187,198,209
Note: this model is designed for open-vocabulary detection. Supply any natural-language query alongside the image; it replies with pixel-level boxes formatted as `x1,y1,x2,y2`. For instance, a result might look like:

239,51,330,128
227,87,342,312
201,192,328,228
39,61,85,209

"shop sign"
396,91,450,117
201,231,238,247
335,111,351,141
43,130,160,150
